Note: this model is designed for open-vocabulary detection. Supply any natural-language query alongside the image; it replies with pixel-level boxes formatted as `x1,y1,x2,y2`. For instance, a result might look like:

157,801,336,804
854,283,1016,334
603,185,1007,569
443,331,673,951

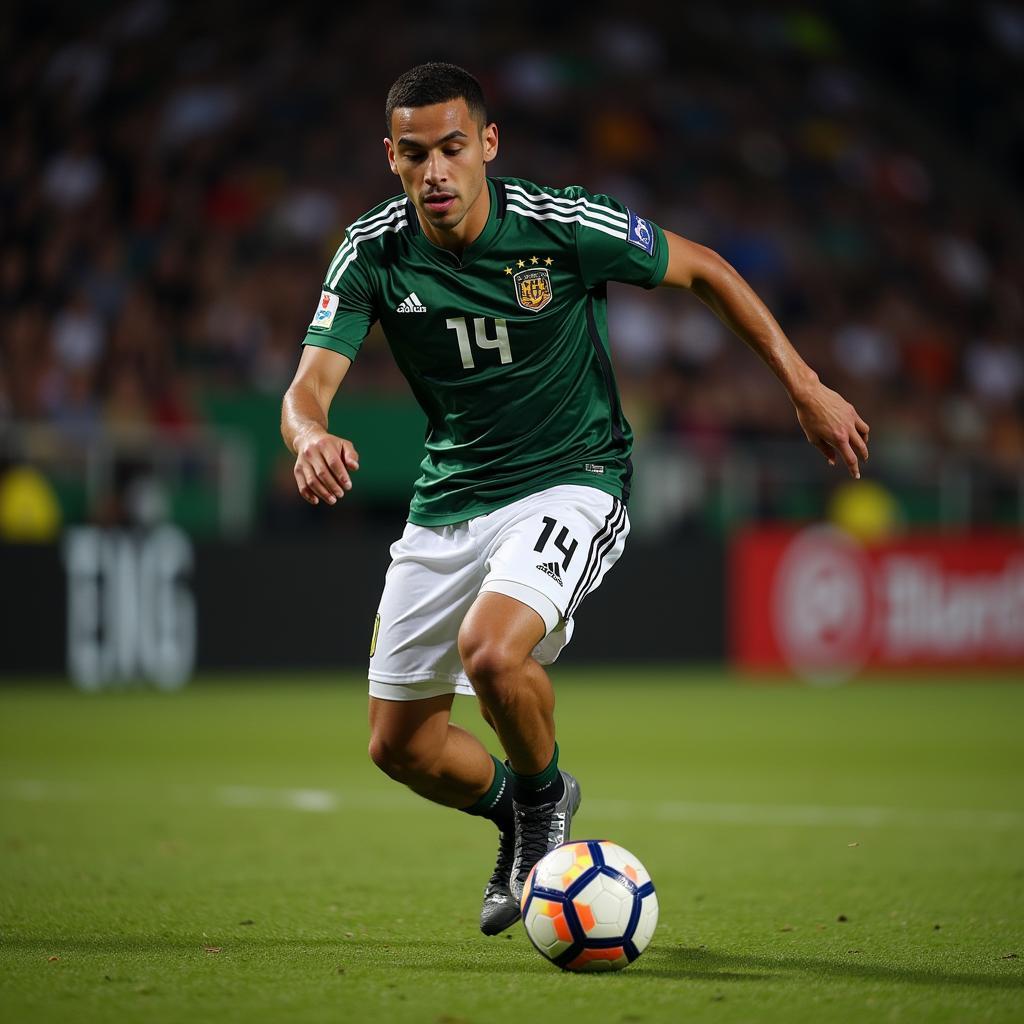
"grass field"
1,671,1022,1024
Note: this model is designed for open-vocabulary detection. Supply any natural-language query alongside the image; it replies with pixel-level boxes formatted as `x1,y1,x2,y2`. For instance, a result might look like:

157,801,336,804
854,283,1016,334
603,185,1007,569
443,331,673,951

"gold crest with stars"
505,256,555,313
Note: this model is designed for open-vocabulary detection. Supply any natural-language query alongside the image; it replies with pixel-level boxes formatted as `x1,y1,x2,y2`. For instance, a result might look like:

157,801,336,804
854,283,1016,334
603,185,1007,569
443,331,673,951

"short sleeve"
301,229,379,361
571,188,669,291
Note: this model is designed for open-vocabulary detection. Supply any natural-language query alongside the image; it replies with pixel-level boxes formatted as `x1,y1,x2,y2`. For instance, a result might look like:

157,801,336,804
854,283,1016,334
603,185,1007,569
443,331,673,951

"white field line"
218,785,338,813
2,779,1022,832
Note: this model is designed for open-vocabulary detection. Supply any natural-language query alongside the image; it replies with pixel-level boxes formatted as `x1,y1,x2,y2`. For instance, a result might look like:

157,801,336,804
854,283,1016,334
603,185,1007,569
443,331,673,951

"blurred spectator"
51,290,105,374
46,366,102,442
832,320,897,383
41,132,105,210
965,337,1024,407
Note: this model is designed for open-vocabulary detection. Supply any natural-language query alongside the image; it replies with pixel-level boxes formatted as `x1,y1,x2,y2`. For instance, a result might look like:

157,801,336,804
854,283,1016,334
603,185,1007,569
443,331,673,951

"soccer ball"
520,839,658,972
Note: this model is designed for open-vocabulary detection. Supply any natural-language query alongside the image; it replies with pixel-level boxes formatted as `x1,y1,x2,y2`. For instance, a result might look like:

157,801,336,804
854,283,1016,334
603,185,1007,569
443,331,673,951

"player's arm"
281,345,360,506
660,231,870,479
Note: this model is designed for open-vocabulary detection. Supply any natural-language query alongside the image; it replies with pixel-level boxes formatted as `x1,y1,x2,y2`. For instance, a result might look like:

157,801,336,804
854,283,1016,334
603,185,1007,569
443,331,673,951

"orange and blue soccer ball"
520,839,659,971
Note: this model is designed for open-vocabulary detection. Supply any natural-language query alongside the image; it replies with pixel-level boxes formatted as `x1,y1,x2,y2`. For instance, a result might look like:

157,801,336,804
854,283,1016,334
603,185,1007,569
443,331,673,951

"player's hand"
792,381,870,479
292,430,360,505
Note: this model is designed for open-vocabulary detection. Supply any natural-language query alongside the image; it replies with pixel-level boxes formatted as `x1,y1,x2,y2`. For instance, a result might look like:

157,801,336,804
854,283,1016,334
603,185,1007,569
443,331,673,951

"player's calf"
460,655,557,776
367,694,496,809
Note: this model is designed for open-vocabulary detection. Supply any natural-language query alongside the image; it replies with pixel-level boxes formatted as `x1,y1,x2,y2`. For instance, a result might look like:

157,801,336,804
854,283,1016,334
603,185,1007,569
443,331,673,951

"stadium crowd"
3,1,1023,521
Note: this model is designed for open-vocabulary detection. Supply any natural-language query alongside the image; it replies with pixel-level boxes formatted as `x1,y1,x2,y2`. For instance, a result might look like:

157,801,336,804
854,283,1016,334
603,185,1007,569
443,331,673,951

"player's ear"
383,137,399,175
481,122,498,165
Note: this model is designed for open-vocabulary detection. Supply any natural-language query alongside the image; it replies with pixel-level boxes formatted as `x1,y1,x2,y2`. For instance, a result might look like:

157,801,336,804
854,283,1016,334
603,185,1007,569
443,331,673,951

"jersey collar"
405,178,504,269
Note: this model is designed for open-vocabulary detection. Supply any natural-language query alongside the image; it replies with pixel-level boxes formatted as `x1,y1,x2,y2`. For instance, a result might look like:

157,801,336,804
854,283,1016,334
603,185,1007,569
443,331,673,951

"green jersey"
303,176,668,526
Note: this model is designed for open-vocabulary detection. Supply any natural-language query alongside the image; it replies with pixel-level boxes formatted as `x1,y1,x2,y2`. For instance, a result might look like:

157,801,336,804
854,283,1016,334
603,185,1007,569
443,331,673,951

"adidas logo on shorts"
535,561,563,586
396,292,427,313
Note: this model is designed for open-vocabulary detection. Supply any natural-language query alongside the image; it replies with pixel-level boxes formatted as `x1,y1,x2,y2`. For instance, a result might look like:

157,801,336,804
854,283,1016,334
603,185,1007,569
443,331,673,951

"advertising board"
731,527,1024,680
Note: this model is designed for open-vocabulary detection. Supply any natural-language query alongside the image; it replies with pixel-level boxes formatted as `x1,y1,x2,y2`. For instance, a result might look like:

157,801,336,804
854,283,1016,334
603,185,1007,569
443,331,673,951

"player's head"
384,62,498,235
385,62,488,138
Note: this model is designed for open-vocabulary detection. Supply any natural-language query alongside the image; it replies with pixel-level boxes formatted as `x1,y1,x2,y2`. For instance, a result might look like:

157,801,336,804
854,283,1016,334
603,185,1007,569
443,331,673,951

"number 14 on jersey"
446,316,512,369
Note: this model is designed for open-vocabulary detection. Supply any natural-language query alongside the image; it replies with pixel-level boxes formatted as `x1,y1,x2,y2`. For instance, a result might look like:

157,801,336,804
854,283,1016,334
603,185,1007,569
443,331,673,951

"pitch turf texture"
1,673,1022,1024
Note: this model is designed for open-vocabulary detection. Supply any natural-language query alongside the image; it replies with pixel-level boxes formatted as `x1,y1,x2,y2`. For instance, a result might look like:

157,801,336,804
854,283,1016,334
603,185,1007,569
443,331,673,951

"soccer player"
281,63,869,935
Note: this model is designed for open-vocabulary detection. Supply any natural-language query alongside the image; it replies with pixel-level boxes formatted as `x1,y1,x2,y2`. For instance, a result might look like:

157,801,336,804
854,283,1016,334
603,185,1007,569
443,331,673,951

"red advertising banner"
731,527,1024,679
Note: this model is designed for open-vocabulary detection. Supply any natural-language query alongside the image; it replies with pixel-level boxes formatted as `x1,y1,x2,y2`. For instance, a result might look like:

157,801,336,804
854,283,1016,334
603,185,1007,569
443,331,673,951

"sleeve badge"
310,290,339,329
626,211,655,255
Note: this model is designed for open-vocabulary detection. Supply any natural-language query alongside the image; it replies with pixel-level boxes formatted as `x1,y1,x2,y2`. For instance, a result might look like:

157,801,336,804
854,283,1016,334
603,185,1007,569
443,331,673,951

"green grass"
1,671,1022,1024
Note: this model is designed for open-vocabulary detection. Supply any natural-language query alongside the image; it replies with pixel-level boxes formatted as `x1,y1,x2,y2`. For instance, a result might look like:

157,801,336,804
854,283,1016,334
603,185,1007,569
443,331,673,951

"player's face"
385,99,498,240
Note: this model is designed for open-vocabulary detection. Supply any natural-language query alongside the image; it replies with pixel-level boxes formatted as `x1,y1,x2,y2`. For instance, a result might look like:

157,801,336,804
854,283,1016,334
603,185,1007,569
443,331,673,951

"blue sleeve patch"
626,210,656,255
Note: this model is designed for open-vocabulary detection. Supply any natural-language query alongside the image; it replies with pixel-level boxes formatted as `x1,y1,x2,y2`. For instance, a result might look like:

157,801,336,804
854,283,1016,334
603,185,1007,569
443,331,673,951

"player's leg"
365,520,520,934
367,692,494,807
458,593,554,774
367,691,519,935
462,485,629,905
458,593,581,909
366,520,507,813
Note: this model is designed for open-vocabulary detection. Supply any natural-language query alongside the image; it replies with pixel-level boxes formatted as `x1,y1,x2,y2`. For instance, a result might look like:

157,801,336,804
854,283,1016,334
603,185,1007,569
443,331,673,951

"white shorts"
368,484,629,701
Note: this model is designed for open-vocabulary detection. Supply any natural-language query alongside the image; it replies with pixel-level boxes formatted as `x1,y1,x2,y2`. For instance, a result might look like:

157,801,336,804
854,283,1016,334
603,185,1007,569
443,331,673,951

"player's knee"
367,733,437,784
459,634,523,696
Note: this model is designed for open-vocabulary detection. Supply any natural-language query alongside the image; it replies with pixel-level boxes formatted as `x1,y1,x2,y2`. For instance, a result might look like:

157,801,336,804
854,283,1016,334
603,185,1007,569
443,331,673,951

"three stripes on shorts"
565,498,626,621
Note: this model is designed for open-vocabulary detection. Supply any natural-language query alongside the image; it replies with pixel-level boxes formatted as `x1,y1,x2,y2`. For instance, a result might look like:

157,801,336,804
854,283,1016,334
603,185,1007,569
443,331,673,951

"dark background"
1,0,1021,677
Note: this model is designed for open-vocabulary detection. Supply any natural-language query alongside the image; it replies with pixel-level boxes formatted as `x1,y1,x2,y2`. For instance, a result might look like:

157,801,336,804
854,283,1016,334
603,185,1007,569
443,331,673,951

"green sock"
460,755,513,833
509,743,565,807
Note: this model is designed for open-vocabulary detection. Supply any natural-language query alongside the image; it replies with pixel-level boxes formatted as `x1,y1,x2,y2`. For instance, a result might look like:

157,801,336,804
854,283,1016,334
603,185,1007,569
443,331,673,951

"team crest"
513,268,552,312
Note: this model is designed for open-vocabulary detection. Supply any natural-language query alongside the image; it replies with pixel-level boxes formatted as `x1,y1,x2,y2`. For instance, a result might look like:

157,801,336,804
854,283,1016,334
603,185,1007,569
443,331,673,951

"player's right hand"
293,431,360,506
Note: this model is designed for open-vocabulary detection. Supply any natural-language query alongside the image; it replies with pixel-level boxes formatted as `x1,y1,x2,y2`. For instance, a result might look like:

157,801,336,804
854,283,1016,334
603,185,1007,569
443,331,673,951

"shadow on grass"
345,941,1024,990
628,945,1024,990
7,936,1021,990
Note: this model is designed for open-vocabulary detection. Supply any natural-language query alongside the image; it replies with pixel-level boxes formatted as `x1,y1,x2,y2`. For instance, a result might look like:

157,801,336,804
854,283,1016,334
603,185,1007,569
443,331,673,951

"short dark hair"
385,62,487,136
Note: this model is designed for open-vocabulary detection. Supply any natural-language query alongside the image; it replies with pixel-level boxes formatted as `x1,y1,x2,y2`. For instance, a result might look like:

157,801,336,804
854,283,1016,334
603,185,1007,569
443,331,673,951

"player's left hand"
793,381,870,479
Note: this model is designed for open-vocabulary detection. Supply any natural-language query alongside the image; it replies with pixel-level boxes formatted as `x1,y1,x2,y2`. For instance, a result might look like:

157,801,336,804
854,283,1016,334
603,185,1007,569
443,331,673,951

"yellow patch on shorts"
369,613,380,658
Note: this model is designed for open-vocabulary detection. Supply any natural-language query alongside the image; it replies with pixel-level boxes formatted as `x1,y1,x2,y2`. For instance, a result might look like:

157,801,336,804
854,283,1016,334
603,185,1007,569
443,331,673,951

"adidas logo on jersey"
396,293,427,313
536,561,563,586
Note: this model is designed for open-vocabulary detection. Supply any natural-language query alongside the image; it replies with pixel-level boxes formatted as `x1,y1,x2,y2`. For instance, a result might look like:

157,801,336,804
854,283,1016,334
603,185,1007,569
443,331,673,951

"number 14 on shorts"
534,516,578,570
